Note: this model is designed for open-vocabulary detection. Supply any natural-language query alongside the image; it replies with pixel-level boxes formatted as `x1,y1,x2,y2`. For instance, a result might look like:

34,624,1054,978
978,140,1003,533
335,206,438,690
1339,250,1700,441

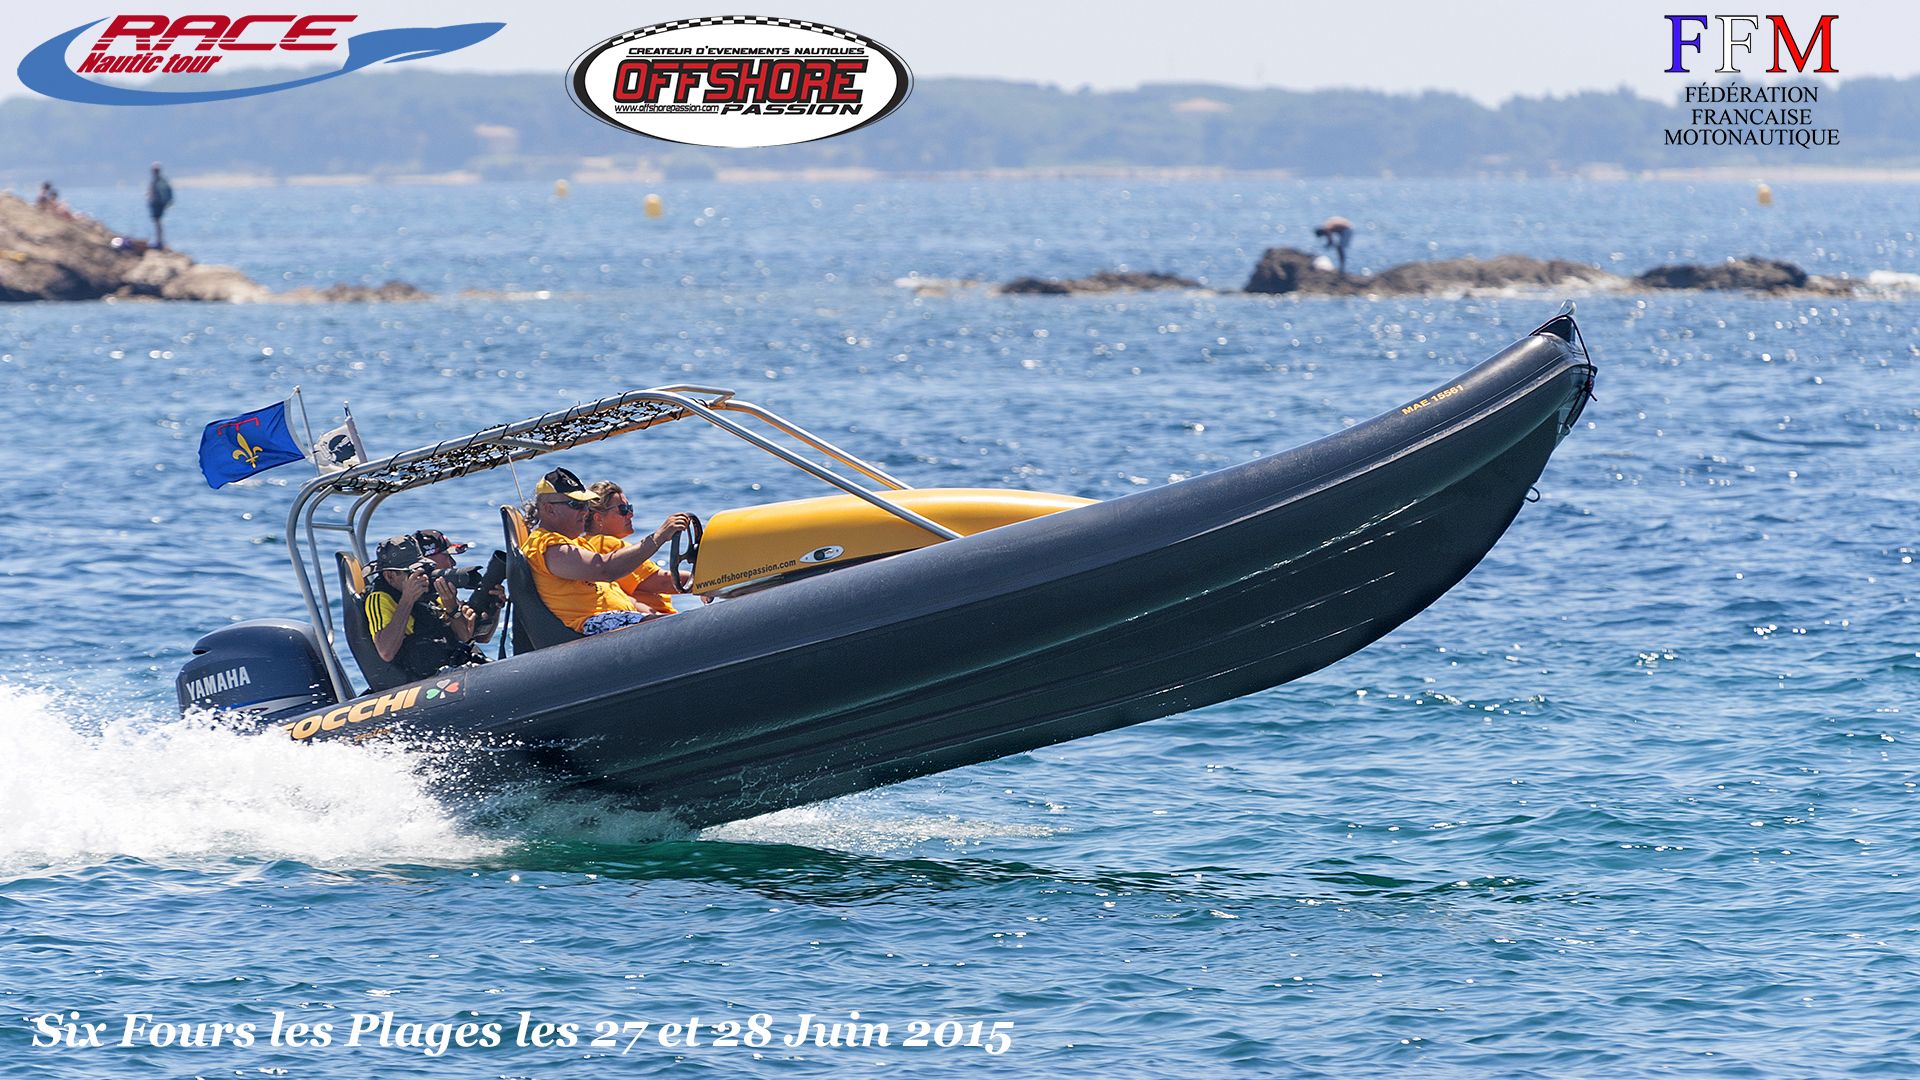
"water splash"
1863,269,1920,293
706,799,1055,855
0,683,500,878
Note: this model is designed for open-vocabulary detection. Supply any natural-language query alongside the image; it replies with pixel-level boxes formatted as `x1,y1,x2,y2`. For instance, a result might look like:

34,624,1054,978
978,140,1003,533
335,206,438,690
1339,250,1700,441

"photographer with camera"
365,533,498,681
412,529,508,641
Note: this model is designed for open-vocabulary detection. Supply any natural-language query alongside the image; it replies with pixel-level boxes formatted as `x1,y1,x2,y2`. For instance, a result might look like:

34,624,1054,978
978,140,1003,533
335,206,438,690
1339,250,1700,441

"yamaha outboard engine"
176,619,339,722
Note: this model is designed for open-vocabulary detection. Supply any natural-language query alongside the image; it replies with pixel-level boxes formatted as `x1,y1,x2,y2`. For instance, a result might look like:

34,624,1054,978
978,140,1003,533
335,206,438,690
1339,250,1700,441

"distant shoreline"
41,163,1920,190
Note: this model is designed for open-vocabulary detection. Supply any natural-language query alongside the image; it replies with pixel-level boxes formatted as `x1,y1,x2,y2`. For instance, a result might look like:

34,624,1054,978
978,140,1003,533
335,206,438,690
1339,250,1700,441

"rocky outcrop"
0,195,153,300
1244,248,1335,295
1000,270,1203,295
0,192,426,303
1243,246,1848,297
1245,247,1614,296
1374,255,1614,293
280,281,431,303
1633,257,1809,291
145,260,273,302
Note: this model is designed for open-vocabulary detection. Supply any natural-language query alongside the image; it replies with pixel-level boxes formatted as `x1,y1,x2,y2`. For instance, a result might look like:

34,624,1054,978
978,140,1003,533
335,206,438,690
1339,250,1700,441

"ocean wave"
0,683,501,879
1864,269,1920,291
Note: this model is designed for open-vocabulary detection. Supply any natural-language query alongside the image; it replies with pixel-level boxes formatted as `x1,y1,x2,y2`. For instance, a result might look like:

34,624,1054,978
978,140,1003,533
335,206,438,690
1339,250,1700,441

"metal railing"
284,385,957,702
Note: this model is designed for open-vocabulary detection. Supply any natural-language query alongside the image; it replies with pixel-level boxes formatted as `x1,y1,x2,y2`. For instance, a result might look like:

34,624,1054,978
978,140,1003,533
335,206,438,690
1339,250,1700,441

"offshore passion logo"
18,14,502,106
567,16,911,148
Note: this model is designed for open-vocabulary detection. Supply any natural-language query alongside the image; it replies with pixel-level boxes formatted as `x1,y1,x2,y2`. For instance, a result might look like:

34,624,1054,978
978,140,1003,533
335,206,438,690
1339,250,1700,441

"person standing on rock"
1313,216,1353,277
146,163,173,250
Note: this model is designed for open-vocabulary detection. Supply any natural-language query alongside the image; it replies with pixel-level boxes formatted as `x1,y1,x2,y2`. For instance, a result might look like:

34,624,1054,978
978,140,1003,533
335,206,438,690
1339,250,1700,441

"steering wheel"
666,513,703,593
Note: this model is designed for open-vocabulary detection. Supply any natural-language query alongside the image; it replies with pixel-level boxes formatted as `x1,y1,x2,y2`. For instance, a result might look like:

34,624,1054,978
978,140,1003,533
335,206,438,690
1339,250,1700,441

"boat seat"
500,505,585,653
335,551,412,693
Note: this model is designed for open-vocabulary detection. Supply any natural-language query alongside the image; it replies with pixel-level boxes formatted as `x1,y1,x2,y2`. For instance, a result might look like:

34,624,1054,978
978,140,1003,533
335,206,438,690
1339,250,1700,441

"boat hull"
293,317,1593,828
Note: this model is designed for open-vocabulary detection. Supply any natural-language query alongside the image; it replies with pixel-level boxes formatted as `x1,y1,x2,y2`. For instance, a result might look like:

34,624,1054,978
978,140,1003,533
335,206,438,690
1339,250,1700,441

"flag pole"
291,385,322,474
343,400,365,459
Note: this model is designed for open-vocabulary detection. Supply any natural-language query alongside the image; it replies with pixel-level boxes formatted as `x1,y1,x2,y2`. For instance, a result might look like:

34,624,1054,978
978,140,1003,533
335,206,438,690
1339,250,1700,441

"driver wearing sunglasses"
522,467,694,635
583,479,687,616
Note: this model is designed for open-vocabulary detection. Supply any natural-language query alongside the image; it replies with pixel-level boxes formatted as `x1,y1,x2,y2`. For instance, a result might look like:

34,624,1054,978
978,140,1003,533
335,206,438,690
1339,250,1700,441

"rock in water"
1633,258,1809,291
279,281,432,303
1,195,137,300
1246,248,1611,295
153,263,273,302
1372,255,1612,292
0,192,429,303
0,193,266,301
1244,247,1344,294
1000,270,1203,295
1243,247,1835,296
1000,277,1074,295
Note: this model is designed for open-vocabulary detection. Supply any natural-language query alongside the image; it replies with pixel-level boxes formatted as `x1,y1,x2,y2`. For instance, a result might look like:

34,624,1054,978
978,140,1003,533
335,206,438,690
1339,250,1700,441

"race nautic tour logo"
567,16,912,148
18,14,502,105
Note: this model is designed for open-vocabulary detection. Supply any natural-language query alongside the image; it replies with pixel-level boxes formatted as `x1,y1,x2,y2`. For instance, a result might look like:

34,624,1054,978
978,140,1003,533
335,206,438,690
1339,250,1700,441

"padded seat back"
336,551,412,692
501,506,585,653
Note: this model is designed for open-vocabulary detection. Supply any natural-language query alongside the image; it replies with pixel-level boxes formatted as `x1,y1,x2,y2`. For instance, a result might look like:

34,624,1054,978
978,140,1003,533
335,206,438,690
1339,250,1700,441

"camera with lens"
400,558,469,589
408,551,506,616
465,550,509,619
430,563,485,591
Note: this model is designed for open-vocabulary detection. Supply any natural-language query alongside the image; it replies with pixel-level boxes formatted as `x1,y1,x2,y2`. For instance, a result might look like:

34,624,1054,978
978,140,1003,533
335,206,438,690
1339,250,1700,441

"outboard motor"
176,619,339,722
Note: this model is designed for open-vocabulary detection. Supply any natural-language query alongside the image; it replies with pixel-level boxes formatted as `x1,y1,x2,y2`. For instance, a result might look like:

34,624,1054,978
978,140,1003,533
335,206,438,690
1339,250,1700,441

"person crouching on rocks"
523,466,693,635
1314,216,1353,277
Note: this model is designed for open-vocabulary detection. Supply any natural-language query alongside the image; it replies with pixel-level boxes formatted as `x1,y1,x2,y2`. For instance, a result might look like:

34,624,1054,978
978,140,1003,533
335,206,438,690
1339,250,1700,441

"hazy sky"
4,1,1910,104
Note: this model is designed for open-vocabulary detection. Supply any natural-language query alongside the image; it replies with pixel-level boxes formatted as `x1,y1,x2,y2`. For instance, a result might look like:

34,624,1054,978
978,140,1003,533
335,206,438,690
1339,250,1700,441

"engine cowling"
176,619,338,721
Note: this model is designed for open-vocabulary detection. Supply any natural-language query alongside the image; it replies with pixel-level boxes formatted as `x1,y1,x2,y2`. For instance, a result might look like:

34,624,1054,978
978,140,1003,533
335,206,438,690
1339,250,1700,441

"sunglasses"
541,498,587,511
610,501,633,516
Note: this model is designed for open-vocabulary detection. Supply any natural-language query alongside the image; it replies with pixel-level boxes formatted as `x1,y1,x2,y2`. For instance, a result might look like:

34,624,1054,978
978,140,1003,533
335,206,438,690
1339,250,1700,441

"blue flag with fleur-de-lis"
198,400,307,489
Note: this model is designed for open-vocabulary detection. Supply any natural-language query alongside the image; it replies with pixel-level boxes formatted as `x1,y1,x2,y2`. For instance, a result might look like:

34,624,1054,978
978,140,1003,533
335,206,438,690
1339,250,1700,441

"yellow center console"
690,488,1095,595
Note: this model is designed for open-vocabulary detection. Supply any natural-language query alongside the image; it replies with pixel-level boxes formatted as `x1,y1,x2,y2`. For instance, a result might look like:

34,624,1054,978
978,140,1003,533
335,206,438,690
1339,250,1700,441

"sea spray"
705,800,1054,853
0,684,500,876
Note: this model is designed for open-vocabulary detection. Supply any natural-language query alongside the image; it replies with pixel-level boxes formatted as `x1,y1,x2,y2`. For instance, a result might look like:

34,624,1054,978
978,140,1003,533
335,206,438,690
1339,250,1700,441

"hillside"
4,72,1915,185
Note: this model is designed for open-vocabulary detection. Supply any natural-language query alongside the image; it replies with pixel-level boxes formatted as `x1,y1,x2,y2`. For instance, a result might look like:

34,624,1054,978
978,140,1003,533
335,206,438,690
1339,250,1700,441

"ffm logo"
1666,15,1836,74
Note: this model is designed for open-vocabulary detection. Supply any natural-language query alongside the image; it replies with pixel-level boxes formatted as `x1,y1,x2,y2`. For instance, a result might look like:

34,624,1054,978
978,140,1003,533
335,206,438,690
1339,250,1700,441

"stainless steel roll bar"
284,385,959,702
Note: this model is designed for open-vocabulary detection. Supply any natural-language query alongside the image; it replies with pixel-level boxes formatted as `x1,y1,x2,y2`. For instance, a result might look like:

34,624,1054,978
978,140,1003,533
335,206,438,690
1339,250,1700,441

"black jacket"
367,582,476,679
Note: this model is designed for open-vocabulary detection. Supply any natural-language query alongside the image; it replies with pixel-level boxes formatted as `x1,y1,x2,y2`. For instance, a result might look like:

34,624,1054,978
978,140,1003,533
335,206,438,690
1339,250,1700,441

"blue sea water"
1,177,1918,1077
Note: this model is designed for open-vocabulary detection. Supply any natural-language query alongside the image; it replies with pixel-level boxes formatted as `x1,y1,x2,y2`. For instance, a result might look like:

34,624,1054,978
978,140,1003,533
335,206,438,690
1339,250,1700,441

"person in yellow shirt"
522,466,693,635
584,479,683,615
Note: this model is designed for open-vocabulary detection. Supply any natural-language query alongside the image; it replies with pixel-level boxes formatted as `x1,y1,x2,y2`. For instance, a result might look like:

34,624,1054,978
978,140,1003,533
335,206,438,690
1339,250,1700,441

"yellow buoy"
553,179,570,198
1756,182,1773,207
644,193,664,219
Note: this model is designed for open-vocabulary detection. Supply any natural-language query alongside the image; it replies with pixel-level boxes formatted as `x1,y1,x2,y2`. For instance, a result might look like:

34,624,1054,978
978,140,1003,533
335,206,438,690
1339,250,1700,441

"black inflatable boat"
177,305,1595,827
